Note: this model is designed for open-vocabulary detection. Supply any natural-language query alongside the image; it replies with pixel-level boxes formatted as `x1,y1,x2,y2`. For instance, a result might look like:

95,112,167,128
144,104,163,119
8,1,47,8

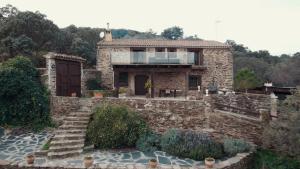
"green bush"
86,104,148,149
253,149,300,169
136,132,161,153
223,138,251,156
86,78,102,90
160,129,224,160
190,141,224,160
0,56,51,130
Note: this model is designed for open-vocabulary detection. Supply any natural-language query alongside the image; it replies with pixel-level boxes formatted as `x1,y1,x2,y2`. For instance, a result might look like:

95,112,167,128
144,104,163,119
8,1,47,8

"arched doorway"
135,75,148,95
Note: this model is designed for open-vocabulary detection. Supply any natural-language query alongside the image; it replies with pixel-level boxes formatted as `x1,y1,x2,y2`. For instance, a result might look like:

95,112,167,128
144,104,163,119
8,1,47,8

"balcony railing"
111,52,195,65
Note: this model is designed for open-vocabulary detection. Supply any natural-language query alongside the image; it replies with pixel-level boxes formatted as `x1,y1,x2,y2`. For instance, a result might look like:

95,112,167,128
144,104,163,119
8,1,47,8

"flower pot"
84,156,93,168
205,157,215,168
26,154,34,165
71,92,77,97
148,159,158,169
93,91,103,98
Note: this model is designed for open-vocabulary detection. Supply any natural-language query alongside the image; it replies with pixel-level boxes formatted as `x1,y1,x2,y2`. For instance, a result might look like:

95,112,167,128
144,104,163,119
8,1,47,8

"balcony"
111,52,195,65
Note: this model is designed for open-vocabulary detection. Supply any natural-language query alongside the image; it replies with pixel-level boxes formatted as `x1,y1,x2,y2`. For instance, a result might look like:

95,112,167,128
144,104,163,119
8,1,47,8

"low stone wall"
211,93,271,118
50,96,80,124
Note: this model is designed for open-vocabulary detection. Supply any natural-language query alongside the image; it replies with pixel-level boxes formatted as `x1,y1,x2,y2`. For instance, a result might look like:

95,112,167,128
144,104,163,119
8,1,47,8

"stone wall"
92,97,264,144
201,48,233,90
153,72,186,97
50,96,80,124
211,93,271,118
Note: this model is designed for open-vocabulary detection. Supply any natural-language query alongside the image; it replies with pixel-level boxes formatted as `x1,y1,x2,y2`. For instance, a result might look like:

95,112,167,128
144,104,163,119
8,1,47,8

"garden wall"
93,97,266,144
211,93,271,118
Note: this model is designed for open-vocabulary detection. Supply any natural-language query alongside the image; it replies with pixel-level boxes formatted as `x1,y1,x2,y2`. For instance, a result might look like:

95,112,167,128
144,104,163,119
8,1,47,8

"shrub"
263,87,300,159
253,149,300,169
223,138,251,156
136,132,161,153
190,141,224,160
86,104,148,149
86,77,102,90
0,56,51,130
160,129,224,160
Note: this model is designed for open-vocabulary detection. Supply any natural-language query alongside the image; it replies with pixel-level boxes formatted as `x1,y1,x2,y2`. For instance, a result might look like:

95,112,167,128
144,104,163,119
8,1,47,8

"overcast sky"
1,0,300,55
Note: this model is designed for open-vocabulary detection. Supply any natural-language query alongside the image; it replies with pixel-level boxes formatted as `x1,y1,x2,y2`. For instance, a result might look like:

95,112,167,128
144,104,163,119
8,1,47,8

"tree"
234,68,260,91
161,26,183,40
263,87,300,160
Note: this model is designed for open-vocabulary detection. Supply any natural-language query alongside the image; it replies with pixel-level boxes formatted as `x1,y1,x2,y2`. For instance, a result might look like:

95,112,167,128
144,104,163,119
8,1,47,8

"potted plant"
84,156,93,168
118,87,128,98
144,79,152,98
148,159,158,168
26,154,35,165
205,157,215,168
93,90,103,98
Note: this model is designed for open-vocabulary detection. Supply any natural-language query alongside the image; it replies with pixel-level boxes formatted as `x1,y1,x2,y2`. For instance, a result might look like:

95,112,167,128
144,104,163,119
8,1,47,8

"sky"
1,0,300,55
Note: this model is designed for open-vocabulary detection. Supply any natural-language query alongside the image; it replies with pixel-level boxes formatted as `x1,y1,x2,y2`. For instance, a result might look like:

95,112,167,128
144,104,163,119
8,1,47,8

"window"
189,75,201,90
119,72,128,87
131,48,146,64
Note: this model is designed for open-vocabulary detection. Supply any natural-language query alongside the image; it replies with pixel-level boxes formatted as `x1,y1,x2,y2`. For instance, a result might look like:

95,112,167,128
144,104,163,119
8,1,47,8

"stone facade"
97,42,233,97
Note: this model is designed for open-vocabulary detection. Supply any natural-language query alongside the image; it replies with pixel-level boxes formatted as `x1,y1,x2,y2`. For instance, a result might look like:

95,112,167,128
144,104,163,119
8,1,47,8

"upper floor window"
130,48,146,64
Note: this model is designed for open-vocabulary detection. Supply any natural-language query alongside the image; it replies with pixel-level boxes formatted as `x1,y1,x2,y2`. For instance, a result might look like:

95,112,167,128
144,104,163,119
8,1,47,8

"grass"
42,139,51,150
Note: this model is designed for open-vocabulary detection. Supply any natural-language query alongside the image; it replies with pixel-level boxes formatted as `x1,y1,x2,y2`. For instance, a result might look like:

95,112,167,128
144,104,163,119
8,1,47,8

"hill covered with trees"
0,4,299,87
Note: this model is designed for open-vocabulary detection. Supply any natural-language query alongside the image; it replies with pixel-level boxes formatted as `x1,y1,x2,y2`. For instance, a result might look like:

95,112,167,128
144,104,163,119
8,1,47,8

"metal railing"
111,51,196,65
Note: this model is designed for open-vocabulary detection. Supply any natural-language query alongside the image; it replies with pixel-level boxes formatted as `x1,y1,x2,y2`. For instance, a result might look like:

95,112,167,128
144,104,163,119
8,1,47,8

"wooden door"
135,75,148,95
56,60,81,97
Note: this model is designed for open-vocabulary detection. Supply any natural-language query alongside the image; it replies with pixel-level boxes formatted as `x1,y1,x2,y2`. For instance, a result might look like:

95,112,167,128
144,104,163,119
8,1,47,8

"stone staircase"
47,98,93,159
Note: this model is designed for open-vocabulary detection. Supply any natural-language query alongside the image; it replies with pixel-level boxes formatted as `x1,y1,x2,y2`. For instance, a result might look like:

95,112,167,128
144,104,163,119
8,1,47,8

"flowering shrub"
86,104,148,149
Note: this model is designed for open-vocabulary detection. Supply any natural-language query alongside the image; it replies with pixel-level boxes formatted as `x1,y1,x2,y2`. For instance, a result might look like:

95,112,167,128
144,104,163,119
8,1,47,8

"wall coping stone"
44,52,86,62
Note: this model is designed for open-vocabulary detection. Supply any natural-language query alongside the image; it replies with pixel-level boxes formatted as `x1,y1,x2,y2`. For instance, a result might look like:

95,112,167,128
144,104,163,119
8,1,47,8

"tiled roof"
98,39,230,48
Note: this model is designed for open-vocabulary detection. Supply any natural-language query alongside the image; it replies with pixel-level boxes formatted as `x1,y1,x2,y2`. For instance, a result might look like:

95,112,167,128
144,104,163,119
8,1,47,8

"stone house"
97,29,233,98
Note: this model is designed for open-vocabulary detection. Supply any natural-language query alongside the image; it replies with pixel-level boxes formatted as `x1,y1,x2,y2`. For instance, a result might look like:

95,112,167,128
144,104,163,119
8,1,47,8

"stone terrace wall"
92,97,265,144
95,98,206,133
211,93,271,118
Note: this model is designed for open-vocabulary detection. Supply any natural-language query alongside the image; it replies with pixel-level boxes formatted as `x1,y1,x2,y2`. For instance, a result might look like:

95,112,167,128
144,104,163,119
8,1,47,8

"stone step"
52,134,85,141
59,124,87,130
64,120,89,126
50,139,85,147
64,116,90,121
55,129,86,135
49,144,84,152
69,112,92,117
48,149,82,159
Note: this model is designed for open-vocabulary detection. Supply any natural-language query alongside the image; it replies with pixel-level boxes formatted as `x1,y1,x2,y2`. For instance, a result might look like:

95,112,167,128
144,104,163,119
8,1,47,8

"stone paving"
0,131,51,164
25,150,206,168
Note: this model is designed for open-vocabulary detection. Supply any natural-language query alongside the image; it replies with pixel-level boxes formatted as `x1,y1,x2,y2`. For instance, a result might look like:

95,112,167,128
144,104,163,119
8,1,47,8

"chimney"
104,22,112,42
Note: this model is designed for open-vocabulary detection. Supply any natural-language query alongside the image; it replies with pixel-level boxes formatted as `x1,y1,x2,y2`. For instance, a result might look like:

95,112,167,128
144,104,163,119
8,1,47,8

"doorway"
134,75,148,95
